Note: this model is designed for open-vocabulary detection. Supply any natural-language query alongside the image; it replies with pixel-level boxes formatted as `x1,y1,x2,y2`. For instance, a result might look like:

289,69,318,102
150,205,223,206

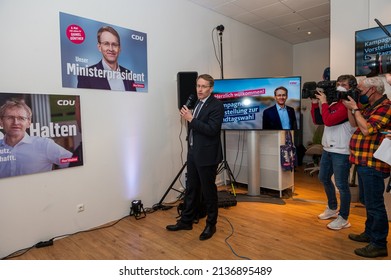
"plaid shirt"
349,95,391,173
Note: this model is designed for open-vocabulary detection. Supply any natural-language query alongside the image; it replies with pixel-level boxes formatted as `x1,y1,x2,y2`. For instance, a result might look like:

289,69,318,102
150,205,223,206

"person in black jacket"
166,74,224,241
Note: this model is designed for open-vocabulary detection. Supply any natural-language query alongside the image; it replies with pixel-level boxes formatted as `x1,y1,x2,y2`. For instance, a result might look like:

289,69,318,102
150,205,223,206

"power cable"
219,215,251,260
1,214,131,260
212,27,222,69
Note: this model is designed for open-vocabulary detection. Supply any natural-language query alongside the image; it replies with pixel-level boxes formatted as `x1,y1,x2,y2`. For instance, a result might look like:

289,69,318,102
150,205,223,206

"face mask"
359,88,371,105
336,86,347,92
359,94,369,105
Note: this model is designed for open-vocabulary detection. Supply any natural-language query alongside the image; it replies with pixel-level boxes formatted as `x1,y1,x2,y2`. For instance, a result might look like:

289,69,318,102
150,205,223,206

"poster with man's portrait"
0,93,83,179
59,12,148,92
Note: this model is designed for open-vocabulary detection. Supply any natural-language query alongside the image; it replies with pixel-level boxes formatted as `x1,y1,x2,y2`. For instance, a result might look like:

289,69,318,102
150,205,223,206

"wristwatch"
351,108,358,115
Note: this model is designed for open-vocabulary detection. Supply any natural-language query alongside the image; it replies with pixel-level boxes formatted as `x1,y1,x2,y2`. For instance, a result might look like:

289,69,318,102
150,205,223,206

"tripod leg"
157,162,187,206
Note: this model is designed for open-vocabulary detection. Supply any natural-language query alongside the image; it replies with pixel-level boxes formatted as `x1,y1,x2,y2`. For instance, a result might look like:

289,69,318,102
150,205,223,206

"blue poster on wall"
59,12,148,92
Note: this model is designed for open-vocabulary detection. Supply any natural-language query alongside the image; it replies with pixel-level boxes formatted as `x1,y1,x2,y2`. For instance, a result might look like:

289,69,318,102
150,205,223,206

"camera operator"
310,74,357,231
342,76,391,258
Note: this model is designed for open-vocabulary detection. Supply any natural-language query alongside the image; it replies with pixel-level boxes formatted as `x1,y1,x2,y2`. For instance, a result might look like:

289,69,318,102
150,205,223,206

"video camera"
302,80,361,103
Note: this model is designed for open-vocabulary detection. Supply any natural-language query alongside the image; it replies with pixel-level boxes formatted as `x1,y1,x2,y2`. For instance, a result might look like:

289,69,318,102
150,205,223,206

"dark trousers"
180,149,218,226
357,165,389,248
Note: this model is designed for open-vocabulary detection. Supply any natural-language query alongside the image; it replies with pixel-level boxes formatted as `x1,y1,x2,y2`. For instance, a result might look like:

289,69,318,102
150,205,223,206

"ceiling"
187,0,330,45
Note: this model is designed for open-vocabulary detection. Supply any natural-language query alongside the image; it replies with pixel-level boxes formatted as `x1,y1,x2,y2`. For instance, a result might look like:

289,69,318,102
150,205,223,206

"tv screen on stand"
355,24,391,77
213,76,301,130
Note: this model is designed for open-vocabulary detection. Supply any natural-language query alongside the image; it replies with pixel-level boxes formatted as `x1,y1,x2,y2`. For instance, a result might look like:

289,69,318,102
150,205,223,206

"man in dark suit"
166,74,224,241
262,86,297,130
77,26,136,91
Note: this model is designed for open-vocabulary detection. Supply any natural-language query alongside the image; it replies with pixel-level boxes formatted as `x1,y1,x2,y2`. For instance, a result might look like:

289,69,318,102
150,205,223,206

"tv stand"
225,130,294,197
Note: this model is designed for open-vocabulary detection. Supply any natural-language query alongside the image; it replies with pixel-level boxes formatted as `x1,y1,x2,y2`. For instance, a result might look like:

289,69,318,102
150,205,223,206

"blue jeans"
357,165,389,248
318,150,351,219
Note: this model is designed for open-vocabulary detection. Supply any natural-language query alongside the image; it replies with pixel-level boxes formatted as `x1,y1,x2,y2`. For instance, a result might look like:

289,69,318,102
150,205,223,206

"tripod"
215,25,237,195
154,162,186,210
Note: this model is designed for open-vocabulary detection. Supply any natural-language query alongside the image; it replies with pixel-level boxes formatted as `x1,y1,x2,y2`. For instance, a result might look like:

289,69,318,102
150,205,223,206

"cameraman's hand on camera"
342,95,358,110
315,91,327,104
310,97,318,104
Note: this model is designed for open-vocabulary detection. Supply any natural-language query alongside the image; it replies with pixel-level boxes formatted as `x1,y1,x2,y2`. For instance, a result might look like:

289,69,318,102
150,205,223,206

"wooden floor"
8,166,391,260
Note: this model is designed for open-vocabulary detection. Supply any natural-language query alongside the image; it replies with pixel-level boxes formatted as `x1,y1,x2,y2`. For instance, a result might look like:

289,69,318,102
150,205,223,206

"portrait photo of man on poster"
0,93,83,179
59,12,148,92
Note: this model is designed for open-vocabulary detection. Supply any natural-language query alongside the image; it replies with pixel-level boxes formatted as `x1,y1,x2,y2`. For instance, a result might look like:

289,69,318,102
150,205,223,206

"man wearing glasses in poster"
77,26,136,91
0,100,73,178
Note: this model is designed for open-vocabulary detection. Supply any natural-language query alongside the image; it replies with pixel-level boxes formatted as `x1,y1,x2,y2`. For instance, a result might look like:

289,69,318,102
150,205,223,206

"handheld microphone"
375,18,391,37
184,94,196,109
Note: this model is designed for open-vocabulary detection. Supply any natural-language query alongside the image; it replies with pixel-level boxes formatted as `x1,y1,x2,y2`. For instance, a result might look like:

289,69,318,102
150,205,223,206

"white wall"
0,0,294,258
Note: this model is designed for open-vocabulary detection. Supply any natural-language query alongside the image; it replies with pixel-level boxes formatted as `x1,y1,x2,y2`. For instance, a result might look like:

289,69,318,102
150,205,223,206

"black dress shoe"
199,225,216,240
354,244,388,258
349,232,370,243
166,221,192,231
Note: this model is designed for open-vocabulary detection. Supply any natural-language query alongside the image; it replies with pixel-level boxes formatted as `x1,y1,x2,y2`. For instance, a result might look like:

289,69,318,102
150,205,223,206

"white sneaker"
327,215,351,230
318,207,338,220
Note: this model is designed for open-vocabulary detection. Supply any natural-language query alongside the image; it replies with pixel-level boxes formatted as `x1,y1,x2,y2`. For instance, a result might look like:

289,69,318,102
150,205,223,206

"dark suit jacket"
77,60,136,91
262,104,297,130
188,95,224,166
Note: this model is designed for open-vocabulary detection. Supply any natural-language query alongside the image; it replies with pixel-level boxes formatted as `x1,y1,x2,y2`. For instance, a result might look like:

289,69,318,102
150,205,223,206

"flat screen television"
355,24,391,77
213,76,301,130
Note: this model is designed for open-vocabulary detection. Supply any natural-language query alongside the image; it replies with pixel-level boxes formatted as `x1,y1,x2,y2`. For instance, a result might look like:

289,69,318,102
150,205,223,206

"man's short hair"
197,74,214,87
97,26,121,45
0,100,32,119
274,86,288,96
362,76,385,94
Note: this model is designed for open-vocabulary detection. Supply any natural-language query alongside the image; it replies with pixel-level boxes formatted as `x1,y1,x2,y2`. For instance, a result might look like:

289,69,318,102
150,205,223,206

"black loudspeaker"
177,71,198,109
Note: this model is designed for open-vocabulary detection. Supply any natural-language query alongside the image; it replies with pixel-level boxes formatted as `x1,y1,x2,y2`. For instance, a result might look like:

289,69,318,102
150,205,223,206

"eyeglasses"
1,115,30,122
99,41,120,49
196,85,211,89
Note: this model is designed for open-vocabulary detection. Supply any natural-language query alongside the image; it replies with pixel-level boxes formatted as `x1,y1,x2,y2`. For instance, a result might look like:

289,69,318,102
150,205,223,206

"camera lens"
302,82,317,99
364,53,391,77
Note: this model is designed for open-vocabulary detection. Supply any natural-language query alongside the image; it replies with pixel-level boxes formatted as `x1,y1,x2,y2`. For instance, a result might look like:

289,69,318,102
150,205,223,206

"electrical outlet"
77,204,85,213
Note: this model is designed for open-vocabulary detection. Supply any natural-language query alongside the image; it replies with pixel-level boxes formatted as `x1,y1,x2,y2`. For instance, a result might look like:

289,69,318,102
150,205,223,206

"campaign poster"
0,93,83,179
59,12,148,92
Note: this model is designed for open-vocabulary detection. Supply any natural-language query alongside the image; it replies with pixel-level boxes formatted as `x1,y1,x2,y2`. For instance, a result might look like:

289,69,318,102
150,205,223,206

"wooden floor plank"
7,167,390,260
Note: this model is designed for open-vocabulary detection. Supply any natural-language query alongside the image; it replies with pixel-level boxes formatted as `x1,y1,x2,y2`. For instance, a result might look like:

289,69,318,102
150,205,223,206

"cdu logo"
131,34,144,41
57,100,75,106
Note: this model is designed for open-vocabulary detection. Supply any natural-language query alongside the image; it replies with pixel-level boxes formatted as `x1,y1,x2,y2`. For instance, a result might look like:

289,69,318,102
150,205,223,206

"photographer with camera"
310,74,357,231
342,76,391,258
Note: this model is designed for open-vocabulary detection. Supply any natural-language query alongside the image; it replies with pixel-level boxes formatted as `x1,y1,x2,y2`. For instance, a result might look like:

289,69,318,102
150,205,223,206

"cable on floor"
219,215,251,260
1,214,131,260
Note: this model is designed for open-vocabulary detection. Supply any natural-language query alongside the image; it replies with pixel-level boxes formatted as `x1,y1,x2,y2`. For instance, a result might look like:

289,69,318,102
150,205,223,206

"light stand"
215,25,237,195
